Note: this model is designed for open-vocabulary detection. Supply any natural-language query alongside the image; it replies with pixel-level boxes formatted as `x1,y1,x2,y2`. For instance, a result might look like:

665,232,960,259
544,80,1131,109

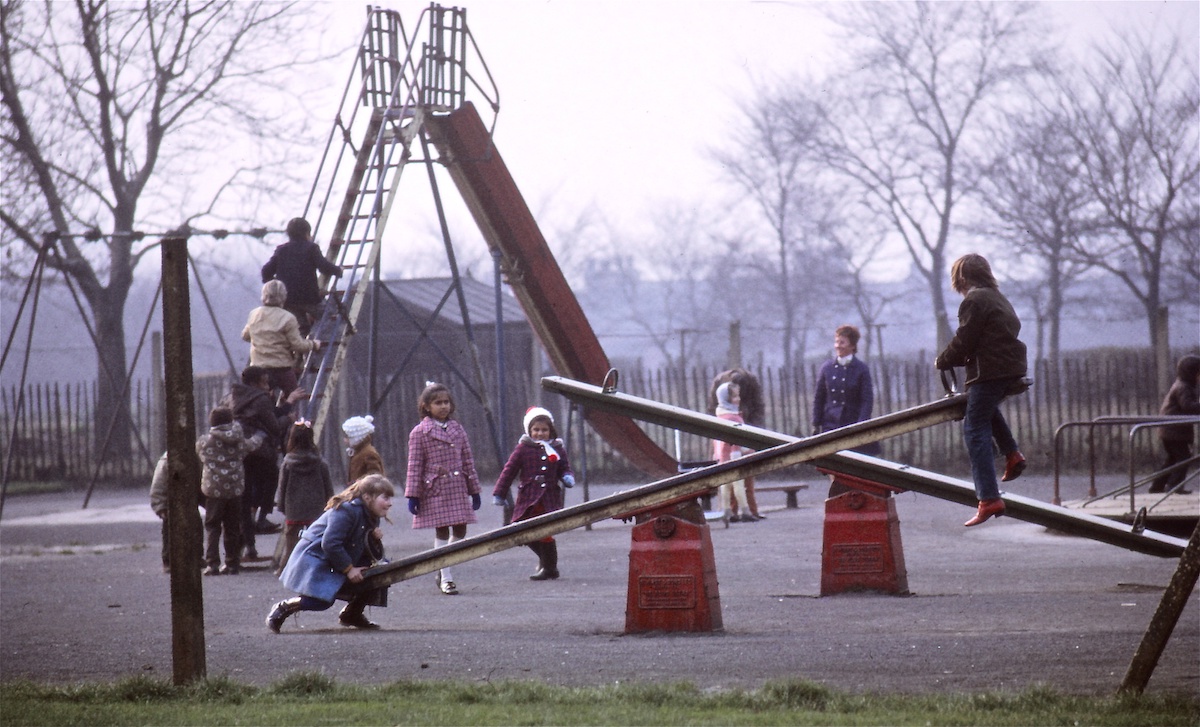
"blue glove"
471,493,481,510
561,473,575,488
407,497,419,515
492,495,505,507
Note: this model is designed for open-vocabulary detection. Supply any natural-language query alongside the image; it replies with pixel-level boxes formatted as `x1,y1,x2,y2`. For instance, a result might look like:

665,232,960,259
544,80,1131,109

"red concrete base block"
625,513,723,633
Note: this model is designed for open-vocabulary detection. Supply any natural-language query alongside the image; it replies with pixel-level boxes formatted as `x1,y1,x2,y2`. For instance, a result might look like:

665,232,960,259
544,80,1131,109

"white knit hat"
341,415,375,446
523,406,553,435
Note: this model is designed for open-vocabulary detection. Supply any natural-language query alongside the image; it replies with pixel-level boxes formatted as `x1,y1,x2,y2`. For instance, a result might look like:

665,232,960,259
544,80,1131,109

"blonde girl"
268,474,394,632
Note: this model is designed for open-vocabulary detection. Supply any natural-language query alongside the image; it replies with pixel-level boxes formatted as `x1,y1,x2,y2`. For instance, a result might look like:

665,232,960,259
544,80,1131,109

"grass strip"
2,673,1196,726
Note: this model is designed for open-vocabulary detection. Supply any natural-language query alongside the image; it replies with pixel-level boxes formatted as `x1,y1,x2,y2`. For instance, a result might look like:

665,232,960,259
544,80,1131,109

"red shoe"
964,498,1006,527
1001,451,1026,482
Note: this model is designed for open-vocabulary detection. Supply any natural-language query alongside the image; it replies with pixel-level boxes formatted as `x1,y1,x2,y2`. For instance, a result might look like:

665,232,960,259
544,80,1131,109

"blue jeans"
963,379,1019,501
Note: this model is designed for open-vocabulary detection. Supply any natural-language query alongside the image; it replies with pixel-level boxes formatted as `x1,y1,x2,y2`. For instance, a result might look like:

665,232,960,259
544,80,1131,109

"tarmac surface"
1,470,1197,696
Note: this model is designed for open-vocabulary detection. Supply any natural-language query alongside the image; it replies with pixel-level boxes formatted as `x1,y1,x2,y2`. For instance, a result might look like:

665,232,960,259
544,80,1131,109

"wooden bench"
754,483,811,509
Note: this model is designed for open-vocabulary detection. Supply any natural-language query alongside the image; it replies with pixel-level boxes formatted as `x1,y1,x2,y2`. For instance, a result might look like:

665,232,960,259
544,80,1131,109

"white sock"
435,536,455,582
435,537,451,582
441,533,465,583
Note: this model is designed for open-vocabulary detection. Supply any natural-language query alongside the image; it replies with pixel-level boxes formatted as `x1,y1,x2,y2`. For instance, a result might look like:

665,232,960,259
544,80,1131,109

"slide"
424,103,677,477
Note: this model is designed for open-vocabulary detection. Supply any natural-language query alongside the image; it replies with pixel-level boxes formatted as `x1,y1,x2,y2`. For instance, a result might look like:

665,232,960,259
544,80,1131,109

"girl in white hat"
342,414,385,484
492,406,575,580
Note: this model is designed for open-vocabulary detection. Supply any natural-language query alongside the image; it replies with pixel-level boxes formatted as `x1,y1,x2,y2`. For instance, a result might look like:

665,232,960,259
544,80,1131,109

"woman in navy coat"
812,324,881,456
267,474,394,632
493,407,574,580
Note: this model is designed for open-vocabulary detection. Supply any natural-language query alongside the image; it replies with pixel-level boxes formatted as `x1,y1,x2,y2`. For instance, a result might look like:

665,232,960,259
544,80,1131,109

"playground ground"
1,470,1196,697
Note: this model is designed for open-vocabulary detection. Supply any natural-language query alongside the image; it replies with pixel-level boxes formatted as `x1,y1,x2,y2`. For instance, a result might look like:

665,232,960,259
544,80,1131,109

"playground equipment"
291,5,676,475
351,381,973,596
540,375,1189,559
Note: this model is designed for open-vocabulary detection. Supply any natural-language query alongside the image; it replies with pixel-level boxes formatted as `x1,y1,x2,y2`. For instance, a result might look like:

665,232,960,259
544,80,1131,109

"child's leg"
434,526,452,586
223,495,244,570
203,500,223,570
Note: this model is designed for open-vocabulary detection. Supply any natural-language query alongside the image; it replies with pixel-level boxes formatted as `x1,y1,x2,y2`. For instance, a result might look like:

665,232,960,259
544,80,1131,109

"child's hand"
407,497,419,515
492,495,505,507
561,473,575,488
346,565,365,583
371,527,383,540
471,493,481,510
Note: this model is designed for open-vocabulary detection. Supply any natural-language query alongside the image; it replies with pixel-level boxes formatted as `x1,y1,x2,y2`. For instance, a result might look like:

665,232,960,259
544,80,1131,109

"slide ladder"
296,7,461,440
292,5,678,475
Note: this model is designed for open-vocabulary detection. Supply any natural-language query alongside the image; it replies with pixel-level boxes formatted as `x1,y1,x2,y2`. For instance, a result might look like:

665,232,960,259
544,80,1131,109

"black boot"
338,598,380,629
530,540,559,581
527,542,544,579
266,597,302,633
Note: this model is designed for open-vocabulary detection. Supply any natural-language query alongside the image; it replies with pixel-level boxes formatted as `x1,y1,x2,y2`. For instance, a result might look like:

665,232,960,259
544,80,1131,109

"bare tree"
1,1,333,457
977,102,1093,364
814,1,1043,350
711,82,837,369
1058,29,1200,363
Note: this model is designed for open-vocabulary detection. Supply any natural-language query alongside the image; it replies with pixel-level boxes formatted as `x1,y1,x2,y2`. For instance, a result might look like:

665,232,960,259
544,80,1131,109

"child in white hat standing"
492,406,575,580
343,414,385,485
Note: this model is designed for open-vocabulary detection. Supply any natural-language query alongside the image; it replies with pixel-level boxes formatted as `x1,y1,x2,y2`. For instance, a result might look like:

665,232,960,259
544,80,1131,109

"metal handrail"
1052,415,1200,509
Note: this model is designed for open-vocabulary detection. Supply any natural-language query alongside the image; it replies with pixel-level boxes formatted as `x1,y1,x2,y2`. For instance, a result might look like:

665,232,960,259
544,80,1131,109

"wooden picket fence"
0,348,1191,487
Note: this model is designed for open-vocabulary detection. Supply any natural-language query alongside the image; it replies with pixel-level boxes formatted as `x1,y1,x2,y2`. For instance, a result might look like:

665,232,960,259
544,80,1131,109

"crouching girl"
267,474,393,632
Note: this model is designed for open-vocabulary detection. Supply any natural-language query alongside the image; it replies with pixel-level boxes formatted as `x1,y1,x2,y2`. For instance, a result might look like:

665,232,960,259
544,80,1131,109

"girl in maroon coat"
404,382,482,595
493,407,575,580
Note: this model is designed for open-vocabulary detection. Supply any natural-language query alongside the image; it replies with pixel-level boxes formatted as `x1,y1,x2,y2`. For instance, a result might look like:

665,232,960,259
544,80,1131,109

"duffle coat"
276,450,334,524
278,498,380,603
493,435,574,522
404,417,481,529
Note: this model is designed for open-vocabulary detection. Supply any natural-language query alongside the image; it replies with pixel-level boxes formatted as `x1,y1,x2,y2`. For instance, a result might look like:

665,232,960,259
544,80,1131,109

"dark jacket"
278,498,380,602
813,357,875,432
227,382,292,459
935,287,1027,386
493,435,573,522
276,450,334,523
261,240,341,306
1158,357,1200,442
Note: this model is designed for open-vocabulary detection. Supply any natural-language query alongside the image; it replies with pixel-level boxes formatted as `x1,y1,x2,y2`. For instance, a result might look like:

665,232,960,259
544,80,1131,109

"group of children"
164,216,580,633
182,375,576,633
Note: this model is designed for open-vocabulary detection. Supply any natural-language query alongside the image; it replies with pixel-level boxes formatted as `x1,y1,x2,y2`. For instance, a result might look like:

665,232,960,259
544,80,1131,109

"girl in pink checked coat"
404,382,482,595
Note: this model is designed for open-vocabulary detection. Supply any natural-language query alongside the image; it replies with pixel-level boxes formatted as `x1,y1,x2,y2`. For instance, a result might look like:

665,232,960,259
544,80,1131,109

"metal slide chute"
423,102,677,477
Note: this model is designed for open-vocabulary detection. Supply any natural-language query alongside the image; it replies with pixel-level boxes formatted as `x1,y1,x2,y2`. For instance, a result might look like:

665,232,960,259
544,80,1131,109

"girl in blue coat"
492,407,574,580
267,474,394,632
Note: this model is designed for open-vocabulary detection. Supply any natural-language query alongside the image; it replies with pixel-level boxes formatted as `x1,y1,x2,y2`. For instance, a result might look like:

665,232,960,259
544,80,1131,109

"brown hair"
286,420,317,454
835,325,861,351
209,406,233,427
326,473,395,521
950,253,998,294
418,381,455,419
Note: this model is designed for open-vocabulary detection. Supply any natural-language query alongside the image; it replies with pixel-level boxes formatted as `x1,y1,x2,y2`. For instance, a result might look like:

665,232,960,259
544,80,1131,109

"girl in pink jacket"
404,382,481,595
